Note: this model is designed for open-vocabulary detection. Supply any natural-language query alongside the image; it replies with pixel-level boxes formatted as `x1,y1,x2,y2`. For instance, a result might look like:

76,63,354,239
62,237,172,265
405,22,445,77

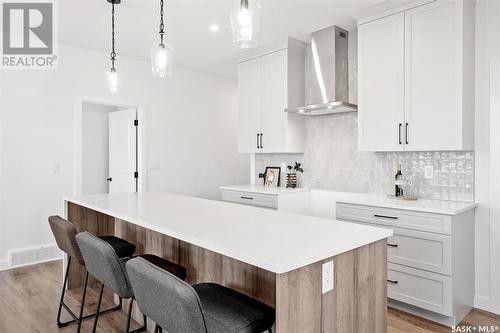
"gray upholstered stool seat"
126,257,275,333
139,254,187,281
99,235,136,258
194,283,275,333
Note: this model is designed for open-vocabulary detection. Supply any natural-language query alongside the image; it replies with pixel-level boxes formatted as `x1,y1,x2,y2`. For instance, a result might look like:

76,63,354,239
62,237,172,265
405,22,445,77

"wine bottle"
395,162,403,197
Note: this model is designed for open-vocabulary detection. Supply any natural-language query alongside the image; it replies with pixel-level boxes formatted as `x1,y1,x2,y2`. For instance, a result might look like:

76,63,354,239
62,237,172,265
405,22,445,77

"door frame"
73,95,147,195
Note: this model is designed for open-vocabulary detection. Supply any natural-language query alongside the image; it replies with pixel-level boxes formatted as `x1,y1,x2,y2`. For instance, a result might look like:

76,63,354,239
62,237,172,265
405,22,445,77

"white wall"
474,0,500,314
0,44,248,266
81,103,116,195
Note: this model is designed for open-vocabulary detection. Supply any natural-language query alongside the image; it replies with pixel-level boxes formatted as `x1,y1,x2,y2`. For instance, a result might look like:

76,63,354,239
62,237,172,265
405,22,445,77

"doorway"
74,98,145,196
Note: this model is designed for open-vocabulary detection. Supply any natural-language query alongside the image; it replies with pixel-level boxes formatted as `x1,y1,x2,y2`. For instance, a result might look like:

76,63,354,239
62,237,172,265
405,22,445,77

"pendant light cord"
110,2,116,69
159,0,165,45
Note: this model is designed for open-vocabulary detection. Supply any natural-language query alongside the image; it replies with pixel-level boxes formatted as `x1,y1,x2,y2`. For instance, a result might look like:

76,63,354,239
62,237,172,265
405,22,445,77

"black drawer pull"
240,196,254,200
374,214,398,220
387,243,399,248
398,123,402,145
387,279,399,284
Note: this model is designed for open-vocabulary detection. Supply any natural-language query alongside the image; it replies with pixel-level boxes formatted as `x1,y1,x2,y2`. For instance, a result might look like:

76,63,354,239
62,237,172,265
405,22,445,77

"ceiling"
58,0,383,79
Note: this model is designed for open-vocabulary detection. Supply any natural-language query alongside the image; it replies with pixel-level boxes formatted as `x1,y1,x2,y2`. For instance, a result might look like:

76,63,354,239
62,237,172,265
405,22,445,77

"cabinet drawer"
388,227,451,275
344,219,452,275
388,263,452,316
222,190,278,209
336,203,452,234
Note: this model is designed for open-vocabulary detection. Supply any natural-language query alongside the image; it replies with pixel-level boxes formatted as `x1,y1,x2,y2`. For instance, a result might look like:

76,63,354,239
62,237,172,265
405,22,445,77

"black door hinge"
134,119,138,126
134,171,138,178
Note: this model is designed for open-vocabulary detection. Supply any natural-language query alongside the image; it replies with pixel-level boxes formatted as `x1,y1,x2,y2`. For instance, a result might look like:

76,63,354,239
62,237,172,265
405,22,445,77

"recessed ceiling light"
209,24,219,32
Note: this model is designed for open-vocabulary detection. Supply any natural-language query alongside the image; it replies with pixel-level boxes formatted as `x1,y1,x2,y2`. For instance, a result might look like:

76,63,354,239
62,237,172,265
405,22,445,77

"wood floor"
1,261,499,333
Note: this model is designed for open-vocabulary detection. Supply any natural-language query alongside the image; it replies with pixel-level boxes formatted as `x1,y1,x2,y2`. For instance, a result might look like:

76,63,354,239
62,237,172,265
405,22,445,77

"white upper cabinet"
237,38,306,153
357,0,475,152
238,58,261,152
358,13,405,151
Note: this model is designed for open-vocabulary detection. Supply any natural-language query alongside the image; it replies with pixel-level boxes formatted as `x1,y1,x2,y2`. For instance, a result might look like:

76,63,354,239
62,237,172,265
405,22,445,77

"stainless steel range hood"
286,26,357,116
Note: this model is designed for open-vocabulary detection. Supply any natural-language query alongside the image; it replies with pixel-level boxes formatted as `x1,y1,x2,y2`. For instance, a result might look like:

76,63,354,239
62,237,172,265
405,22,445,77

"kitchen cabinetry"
237,38,306,153
336,202,475,326
357,0,474,152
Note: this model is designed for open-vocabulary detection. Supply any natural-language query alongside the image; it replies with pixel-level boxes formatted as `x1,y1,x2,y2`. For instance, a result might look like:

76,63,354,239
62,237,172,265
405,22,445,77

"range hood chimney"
286,26,357,116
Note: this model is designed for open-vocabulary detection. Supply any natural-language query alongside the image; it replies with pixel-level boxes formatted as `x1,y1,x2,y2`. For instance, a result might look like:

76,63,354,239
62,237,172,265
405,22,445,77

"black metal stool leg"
154,324,162,333
58,268,123,329
125,298,134,333
76,271,89,333
56,256,72,327
91,283,105,333
126,298,147,333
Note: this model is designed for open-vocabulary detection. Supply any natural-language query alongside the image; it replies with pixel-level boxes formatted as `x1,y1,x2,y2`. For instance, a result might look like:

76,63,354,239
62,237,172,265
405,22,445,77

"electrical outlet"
424,165,434,179
322,260,334,294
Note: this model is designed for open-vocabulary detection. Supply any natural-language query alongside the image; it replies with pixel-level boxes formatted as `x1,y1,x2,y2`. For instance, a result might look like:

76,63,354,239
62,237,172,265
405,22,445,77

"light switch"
424,166,434,179
322,260,334,294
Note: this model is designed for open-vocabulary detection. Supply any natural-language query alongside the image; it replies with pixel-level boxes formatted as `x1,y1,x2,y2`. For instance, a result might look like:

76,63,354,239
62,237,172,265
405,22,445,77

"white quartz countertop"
65,192,392,274
336,193,478,215
220,184,309,195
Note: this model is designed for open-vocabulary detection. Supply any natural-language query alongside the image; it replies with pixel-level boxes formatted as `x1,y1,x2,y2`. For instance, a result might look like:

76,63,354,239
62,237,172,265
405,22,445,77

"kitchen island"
64,192,392,333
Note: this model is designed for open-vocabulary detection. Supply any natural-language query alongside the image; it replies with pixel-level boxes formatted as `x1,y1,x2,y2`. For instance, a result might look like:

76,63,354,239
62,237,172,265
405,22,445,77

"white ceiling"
58,0,383,79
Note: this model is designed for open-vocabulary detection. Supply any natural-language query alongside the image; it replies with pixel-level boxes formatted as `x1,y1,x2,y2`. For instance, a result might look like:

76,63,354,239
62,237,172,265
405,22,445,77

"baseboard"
6,243,63,270
474,294,491,312
388,299,466,327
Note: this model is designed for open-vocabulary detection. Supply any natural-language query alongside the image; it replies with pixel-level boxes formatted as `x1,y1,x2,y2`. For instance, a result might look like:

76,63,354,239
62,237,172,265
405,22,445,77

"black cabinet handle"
387,243,399,248
374,214,398,220
260,133,263,149
405,123,409,145
106,177,112,182
240,196,254,200
398,123,402,145
256,134,260,149
387,279,399,284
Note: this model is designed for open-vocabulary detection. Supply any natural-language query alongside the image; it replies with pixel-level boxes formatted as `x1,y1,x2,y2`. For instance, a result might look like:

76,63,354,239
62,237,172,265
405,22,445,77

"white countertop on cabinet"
65,192,392,274
336,193,477,215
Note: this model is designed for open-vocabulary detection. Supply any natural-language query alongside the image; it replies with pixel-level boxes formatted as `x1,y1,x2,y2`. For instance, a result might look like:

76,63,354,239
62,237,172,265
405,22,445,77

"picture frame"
264,166,281,187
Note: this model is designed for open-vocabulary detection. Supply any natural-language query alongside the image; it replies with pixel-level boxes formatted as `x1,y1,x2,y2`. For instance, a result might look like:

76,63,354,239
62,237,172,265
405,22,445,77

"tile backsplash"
255,113,474,202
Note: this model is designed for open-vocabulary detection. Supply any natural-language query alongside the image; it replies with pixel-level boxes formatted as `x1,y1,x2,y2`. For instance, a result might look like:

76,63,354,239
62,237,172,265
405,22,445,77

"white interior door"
108,109,137,193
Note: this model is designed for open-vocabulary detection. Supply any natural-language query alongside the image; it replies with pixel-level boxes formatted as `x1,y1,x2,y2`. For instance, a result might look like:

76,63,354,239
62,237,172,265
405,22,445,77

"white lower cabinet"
221,186,310,215
388,262,453,316
336,202,475,327
222,190,278,209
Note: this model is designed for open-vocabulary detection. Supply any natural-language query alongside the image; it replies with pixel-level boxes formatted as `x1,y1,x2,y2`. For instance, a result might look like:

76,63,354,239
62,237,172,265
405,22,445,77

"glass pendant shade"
107,68,118,93
151,42,173,78
230,0,259,48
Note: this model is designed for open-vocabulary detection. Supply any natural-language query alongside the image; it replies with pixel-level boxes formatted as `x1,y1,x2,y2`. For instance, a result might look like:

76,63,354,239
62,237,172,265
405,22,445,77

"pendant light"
230,0,260,48
106,0,120,93
151,0,173,78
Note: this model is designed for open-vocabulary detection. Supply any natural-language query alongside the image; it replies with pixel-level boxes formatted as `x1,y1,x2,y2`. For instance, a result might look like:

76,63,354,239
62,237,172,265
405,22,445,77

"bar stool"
48,215,136,329
126,257,275,333
75,231,187,333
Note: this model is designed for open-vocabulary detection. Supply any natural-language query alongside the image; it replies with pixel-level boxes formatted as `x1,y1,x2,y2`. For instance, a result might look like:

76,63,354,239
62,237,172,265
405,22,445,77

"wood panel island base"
65,192,392,333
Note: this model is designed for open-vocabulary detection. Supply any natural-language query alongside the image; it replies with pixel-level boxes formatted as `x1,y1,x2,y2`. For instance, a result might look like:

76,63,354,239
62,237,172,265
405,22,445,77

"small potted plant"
286,162,304,188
